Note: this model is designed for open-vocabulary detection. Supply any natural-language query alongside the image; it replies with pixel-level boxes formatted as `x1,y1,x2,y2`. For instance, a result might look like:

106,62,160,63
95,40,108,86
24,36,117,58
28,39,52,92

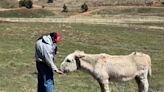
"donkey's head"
60,50,84,73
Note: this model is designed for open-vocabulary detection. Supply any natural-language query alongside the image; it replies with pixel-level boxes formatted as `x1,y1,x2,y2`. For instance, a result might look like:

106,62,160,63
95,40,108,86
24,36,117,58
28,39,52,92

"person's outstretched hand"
55,70,64,74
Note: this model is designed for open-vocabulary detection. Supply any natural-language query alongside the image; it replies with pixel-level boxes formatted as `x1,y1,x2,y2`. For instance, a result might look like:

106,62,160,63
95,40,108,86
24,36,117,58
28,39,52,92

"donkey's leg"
142,77,149,92
102,79,110,92
135,71,149,92
135,76,143,92
97,79,105,92
140,73,149,92
97,78,110,92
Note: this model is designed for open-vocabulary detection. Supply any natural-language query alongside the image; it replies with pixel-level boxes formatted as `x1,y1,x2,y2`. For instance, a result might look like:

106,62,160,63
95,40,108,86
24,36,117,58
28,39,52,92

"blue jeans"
36,62,54,92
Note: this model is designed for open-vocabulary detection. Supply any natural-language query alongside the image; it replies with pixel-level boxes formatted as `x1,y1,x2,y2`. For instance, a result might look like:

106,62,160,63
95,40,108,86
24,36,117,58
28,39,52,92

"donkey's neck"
82,54,100,64
79,54,100,73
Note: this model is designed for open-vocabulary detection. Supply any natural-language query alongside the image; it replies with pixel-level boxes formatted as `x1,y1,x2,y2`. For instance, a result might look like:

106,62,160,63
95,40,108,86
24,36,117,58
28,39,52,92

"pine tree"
62,4,68,12
19,0,33,9
81,3,88,12
47,0,53,3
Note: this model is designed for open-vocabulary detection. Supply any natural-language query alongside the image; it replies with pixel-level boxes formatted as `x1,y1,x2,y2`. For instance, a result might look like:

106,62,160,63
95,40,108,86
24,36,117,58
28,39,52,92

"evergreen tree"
81,3,88,12
47,0,53,3
19,0,25,7
62,4,68,12
19,0,33,9
25,0,33,9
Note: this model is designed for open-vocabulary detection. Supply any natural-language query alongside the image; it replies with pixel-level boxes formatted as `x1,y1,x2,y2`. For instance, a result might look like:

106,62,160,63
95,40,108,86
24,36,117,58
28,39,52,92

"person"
35,32,63,92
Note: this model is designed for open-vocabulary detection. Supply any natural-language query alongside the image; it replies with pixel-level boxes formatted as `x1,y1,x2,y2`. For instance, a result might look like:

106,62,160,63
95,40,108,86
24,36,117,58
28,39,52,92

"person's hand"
55,70,64,74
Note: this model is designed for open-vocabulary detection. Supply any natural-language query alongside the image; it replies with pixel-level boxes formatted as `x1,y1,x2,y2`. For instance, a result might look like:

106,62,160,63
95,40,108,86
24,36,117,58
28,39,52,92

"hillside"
0,0,18,8
0,0,164,9
37,0,164,7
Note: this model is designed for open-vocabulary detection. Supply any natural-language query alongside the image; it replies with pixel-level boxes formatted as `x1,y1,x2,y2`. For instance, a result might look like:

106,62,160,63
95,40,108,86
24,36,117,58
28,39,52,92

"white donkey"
60,50,151,92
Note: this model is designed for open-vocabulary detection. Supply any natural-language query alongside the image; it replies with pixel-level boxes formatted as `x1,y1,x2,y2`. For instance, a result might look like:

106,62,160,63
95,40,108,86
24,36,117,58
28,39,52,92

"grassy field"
0,6,164,18
0,21,164,92
92,6,164,17
0,0,18,8
0,9,55,18
0,2,164,92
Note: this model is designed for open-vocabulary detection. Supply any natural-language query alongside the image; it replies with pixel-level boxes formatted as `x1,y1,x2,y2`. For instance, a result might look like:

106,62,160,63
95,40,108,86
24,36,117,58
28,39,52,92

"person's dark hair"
50,32,57,43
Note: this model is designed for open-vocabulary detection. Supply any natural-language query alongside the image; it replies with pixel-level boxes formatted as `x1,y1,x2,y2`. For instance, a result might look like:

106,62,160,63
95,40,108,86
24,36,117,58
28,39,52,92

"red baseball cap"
50,32,61,43
55,33,61,43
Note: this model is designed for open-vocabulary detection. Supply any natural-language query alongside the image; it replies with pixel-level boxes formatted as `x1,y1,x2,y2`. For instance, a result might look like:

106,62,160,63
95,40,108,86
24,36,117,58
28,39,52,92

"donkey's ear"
75,56,82,69
74,50,85,54
76,55,85,58
74,50,85,58
74,53,85,59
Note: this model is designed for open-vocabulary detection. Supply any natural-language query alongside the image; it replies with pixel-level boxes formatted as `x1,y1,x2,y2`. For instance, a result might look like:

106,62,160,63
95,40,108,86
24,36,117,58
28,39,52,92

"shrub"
24,0,33,9
19,0,33,9
81,3,88,12
19,0,25,7
47,0,53,3
62,4,68,12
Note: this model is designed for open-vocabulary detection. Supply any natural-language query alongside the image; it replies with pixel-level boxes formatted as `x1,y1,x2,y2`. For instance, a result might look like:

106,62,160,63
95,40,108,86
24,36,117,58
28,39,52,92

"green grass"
0,22,164,92
0,9,55,18
0,0,18,8
94,7,164,16
130,22,164,27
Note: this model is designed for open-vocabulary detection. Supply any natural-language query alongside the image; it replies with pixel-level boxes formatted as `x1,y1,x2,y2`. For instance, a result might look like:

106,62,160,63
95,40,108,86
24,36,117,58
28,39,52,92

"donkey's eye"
66,59,71,63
